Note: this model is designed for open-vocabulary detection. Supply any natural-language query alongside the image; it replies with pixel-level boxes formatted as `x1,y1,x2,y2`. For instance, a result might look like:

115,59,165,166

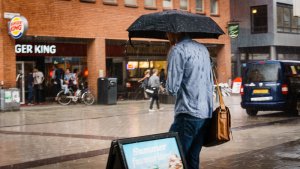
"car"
240,60,300,116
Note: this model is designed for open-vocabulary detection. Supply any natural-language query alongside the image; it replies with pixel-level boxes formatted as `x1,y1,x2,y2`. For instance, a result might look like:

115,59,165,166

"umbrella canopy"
127,10,225,41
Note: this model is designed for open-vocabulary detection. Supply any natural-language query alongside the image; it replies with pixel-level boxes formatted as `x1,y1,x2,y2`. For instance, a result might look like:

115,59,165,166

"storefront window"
45,56,87,85
127,61,167,78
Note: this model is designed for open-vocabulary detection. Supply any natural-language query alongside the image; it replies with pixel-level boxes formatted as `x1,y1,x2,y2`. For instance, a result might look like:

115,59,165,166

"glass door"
16,61,35,104
16,62,25,104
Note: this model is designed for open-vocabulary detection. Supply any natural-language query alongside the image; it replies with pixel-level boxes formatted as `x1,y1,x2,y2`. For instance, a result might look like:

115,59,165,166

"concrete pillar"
87,38,106,100
236,51,241,77
270,46,277,60
216,44,232,83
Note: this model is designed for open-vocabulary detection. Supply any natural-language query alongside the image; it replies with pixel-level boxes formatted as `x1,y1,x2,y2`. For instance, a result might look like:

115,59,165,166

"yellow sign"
253,89,269,94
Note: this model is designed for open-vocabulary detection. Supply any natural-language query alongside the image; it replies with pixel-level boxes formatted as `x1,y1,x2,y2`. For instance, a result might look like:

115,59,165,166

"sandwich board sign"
106,132,186,169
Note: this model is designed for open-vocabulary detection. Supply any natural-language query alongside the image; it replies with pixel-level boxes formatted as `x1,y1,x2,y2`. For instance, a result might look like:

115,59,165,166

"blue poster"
122,137,183,169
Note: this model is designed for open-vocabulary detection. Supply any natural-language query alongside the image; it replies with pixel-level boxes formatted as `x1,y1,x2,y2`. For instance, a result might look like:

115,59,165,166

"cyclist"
62,68,75,94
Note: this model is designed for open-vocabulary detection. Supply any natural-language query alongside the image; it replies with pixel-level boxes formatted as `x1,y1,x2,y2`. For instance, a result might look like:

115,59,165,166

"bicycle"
56,83,95,105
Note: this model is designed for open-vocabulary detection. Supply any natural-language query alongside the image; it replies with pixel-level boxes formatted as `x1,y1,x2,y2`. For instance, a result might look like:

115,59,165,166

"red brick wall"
0,0,231,90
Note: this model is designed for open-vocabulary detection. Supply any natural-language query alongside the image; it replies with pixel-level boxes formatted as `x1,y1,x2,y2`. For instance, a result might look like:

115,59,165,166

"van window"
244,63,280,83
287,65,300,75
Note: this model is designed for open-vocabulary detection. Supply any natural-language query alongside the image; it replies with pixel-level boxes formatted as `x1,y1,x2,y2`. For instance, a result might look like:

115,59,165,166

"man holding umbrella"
127,10,224,169
166,32,213,169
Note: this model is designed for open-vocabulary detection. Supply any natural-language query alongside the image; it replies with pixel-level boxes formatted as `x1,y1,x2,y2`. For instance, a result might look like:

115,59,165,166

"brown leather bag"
203,70,231,147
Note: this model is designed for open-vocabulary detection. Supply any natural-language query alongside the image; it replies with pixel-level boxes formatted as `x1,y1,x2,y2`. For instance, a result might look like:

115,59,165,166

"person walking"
33,68,44,104
166,32,213,169
148,69,160,111
159,68,166,88
138,69,151,99
27,69,34,105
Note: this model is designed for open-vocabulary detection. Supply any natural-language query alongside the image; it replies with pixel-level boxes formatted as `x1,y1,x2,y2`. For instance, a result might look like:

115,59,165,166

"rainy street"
0,95,299,169
1,0,300,168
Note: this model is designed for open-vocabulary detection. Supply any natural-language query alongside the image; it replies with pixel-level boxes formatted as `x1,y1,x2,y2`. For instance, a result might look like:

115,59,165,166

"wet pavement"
0,95,299,169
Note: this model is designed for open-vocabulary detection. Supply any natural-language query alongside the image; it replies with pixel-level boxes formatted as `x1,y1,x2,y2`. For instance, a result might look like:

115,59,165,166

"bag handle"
212,68,226,110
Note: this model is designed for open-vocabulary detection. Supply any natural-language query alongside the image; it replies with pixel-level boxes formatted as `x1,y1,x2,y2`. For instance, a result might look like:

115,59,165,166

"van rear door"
242,61,282,102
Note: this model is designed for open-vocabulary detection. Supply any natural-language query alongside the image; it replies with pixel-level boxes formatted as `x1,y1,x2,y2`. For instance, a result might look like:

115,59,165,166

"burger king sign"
8,16,28,39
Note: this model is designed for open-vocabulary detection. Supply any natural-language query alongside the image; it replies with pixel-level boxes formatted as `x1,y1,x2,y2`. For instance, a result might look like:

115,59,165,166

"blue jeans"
28,86,34,104
169,113,210,169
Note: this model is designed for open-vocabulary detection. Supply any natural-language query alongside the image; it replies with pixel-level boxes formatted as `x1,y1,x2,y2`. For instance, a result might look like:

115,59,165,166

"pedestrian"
138,69,151,99
52,62,64,94
72,69,79,91
148,69,160,111
159,68,166,87
27,69,34,105
33,68,44,104
166,32,213,169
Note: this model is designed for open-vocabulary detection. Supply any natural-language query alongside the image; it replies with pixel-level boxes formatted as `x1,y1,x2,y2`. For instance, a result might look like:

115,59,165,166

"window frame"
277,3,300,34
251,5,268,34
124,0,137,7
144,0,157,9
80,0,96,3
179,0,188,11
163,0,173,9
103,0,118,5
195,0,205,14
210,0,219,16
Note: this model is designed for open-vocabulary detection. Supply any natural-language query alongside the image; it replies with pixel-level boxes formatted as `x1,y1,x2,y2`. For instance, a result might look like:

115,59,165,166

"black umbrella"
127,10,225,41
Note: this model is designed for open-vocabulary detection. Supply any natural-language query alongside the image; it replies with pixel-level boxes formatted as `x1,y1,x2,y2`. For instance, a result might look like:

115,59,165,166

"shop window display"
126,60,167,93
44,56,87,99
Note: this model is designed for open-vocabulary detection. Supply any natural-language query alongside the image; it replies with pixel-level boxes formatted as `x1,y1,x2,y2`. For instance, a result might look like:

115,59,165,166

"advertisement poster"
232,82,242,93
122,138,183,169
12,91,20,103
4,91,12,103
228,23,239,38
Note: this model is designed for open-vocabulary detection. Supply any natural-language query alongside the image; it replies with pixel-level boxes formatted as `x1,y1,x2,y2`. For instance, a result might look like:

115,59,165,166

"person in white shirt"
33,68,44,104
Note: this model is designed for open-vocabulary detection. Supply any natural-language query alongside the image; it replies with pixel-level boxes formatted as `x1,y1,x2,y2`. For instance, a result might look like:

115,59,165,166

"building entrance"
16,61,35,104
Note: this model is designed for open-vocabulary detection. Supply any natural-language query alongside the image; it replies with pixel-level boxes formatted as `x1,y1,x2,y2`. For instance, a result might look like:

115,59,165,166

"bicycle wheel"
57,90,72,105
82,92,95,105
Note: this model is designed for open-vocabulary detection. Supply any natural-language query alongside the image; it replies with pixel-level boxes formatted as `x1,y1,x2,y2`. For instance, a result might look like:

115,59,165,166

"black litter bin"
98,78,117,105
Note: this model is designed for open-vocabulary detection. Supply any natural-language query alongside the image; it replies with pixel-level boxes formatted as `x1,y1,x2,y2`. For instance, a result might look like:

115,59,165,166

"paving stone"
0,96,299,168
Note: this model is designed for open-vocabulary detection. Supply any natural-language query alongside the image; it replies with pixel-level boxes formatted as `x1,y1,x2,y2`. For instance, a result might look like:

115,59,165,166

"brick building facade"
0,0,231,103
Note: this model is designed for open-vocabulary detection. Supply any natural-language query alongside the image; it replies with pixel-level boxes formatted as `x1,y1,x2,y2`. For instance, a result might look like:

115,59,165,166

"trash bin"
97,78,117,105
0,88,20,111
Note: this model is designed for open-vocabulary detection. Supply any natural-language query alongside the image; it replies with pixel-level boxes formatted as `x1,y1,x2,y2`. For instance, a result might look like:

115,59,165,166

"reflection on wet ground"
202,139,300,169
0,96,299,168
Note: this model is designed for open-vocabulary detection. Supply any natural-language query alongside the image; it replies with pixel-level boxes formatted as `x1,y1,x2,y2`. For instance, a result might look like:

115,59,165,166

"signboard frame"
106,132,187,169
228,23,239,39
